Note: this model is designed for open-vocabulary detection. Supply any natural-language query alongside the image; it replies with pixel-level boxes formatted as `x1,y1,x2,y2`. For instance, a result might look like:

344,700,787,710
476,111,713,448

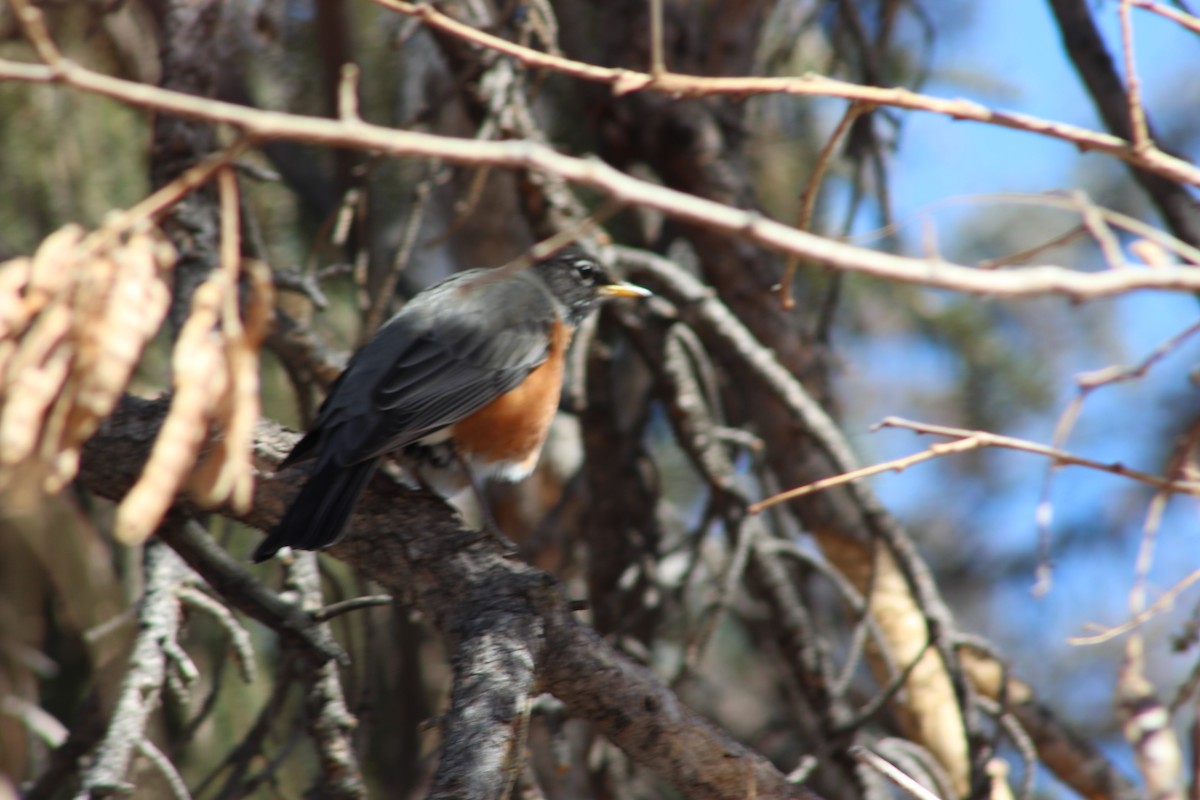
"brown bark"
80,396,818,800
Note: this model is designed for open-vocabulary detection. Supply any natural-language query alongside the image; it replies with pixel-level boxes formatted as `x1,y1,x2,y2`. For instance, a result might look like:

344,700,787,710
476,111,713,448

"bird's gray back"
313,267,561,465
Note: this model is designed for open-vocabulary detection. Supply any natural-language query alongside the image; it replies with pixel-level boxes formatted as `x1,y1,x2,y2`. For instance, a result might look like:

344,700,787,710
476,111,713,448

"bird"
253,246,650,562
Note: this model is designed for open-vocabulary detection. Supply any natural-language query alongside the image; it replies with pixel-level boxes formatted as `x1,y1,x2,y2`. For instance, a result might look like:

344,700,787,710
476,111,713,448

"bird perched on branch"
253,246,649,562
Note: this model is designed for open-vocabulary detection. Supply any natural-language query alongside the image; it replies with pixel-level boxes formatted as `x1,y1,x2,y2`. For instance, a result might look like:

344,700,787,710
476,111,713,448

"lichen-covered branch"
75,539,189,798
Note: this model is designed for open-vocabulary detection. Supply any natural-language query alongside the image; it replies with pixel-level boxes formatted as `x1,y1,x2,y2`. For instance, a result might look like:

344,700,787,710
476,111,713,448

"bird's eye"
574,260,596,282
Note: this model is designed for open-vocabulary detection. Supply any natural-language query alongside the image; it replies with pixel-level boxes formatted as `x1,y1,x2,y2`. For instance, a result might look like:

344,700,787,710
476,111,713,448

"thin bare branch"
780,101,866,308
751,417,1200,513
1070,569,1200,645
368,0,1200,189
1119,0,1153,151
850,745,944,800
1130,0,1200,36
3,57,1200,299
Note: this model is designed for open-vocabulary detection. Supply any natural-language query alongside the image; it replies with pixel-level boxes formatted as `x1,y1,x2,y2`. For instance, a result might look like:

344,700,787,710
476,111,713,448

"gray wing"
310,269,558,467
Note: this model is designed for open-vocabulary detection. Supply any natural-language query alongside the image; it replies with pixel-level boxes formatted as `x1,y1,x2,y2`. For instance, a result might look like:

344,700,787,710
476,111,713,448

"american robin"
253,246,649,562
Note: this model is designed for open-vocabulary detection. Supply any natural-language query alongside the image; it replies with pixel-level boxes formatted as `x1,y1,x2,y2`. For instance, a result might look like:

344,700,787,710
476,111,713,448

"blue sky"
828,0,1200,769
862,0,1199,573
897,1,1200,219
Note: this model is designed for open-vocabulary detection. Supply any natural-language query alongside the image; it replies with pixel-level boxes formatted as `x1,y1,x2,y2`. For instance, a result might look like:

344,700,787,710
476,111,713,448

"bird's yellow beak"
597,281,652,299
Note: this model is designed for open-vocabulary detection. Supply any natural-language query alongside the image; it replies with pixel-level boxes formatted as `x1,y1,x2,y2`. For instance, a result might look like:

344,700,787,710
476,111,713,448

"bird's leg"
453,450,519,555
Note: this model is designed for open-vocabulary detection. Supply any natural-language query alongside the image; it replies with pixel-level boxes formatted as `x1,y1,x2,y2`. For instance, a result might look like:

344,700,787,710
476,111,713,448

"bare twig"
850,745,944,800
751,417,1200,514
1047,0,1200,245
1072,189,1127,268
855,192,1200,267
1070,570,1200,646
368,0,1200,189
780,101,866,308
1074,428,1200,647
337,63,361,122
195,656,298,798
312,594,394,622
361,177,432,339
136,739,192,800
976,225,1087,270
10,0,61,64
877,418,1200,498
1036,316,1200,593
158,519,349,667
831,637,934,736
1130,0,1200,36
1119,0,1152,151
273,268,332,309
1,696,67,746
24,691,105,800
178,586,257,684
1076,319,1200,390
749,434,983,513
649,0,666,76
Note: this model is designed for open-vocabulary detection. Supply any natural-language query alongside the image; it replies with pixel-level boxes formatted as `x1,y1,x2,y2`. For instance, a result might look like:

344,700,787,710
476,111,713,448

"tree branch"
616,247,1141,800
369,0,1200,190
1046,0,1200,246
76,539,189,799
290,553,367,800
2,57,1200,298
78,396,818,800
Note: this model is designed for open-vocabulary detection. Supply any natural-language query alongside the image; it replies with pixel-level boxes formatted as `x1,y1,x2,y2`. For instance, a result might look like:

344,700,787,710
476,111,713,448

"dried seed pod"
0,257,33,339
67,236,171,448
0,258,33,379
206,259,275,511
1,223,178,515
27,225,84,311
115,278,225,544
0,304,73,467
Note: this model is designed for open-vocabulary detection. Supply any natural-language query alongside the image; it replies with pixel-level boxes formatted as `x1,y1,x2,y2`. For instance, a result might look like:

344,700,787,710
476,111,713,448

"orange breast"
449,318,573,475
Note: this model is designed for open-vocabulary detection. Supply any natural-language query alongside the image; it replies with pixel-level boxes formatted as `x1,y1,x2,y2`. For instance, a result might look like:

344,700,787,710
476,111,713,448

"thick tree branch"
78,396,818,800
98,473,350,669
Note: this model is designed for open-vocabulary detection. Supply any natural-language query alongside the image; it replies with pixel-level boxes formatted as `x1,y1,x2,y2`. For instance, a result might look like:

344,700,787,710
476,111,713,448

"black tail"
253,457,380,562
